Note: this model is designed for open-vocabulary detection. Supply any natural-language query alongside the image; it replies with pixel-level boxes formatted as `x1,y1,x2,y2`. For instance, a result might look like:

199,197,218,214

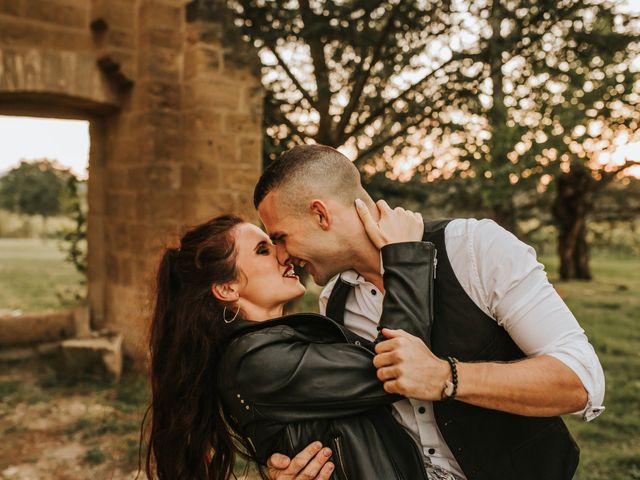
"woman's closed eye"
255,240,275,255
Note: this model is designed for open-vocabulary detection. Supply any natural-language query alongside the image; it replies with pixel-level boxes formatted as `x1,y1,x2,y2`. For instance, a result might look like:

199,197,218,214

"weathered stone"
0,1,262,368
24,0,87,28
0,310,75,347
0,0,22,17
59,332,123,383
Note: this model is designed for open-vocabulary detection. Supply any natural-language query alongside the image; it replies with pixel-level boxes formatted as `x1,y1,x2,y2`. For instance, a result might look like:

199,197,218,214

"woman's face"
233,222,306,315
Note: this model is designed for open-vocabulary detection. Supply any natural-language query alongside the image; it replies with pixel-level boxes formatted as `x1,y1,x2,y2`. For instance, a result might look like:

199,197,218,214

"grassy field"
540,256,640,480
0,238,85,313
0,238,638,478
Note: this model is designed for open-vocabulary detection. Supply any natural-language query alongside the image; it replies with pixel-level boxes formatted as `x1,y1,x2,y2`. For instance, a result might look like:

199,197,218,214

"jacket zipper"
430,248,437,321
332,436,350,480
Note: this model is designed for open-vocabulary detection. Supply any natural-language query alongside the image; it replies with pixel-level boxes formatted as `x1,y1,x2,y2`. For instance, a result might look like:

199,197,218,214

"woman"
143,206,453,480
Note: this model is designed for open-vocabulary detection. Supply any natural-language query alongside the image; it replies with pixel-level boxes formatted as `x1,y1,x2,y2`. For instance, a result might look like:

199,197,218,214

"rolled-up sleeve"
471,219,606,421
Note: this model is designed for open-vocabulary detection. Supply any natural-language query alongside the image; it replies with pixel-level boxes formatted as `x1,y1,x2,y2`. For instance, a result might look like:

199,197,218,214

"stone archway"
0,0,263,365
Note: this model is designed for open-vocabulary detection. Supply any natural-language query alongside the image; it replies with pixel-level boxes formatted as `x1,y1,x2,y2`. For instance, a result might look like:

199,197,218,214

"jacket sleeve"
376,241,436,347
226,325,401,420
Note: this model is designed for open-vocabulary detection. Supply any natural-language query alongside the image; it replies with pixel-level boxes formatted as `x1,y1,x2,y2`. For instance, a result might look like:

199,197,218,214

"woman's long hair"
142,214,258,479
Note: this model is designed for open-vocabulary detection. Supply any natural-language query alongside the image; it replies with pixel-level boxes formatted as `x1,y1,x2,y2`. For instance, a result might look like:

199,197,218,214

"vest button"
418,406,426,414
370,289,377,295
428,448,436,455
355,341,362,346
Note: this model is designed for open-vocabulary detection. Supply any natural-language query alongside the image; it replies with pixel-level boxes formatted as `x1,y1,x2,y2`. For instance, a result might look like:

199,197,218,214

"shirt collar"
333,250,385,287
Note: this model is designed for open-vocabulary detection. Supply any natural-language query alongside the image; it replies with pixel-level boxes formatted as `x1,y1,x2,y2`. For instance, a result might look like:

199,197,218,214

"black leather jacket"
217,242,437,479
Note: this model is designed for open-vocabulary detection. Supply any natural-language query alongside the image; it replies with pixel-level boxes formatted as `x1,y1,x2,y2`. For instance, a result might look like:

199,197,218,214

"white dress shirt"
319,218,606,479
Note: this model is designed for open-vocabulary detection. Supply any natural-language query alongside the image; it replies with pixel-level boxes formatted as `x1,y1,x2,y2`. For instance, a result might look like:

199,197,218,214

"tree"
222,0,484,170
509,2,640,279
0,159,77,233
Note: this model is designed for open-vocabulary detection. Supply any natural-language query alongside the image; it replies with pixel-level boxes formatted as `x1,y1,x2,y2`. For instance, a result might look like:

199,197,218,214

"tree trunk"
492,201,519,236
551,166,595,281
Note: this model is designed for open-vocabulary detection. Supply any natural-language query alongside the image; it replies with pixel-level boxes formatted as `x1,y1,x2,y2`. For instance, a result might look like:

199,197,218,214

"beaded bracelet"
442,356,458,401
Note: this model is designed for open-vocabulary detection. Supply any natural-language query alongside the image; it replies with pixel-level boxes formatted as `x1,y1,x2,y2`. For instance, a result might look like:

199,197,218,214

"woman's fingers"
355,199,384,248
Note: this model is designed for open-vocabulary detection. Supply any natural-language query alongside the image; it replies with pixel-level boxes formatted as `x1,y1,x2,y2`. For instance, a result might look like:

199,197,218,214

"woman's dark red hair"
142,214,263,479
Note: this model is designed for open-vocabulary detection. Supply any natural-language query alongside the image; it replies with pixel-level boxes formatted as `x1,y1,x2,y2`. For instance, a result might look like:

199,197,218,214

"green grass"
539,256,640,480
0,238,85,312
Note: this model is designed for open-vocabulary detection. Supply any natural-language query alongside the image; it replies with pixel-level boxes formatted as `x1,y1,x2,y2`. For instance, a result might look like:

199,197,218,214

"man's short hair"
253,144,362,210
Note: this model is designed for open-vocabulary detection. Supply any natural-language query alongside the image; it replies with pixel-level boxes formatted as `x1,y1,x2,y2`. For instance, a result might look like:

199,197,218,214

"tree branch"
347,52,482,139
336,6,401,143
266,46,318,110
598,160,640,189
299,0,334,144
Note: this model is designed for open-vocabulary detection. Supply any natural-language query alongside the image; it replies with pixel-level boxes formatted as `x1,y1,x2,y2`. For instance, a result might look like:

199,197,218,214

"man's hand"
374,328,451,400
355,198,424,249
267,442,334,480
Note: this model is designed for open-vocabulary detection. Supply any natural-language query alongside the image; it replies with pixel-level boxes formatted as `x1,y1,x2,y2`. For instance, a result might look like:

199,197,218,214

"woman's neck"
240,302,285,322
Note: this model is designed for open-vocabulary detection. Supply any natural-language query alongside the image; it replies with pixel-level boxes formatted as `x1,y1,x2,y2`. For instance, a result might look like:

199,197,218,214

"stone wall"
0,0,263,365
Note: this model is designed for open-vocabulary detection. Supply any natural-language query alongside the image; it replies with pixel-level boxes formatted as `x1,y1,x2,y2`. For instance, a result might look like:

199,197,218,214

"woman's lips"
283,264,298,278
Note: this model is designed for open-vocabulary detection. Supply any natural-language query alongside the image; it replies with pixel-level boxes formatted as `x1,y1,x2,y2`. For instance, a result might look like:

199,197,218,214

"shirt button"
370,289,377,295
418,406,426,414
428,448,436,455
354,341,362,346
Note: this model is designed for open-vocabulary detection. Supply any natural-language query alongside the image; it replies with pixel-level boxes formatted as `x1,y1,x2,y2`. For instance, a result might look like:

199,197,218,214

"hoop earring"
223,306,240,324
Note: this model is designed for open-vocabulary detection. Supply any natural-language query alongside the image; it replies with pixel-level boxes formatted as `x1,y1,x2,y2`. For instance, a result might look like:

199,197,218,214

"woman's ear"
211,281,240,303
309,199,330,230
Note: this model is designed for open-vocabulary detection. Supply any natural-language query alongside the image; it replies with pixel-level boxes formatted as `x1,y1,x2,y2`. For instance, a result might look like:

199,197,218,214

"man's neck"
342,197,385,291
350,226,385,291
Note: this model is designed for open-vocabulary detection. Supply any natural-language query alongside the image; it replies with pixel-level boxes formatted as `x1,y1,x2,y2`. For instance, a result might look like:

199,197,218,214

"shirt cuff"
547,351,605,422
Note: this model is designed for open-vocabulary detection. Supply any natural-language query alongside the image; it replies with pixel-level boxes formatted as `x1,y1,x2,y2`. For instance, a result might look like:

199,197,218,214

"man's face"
257,191,342,286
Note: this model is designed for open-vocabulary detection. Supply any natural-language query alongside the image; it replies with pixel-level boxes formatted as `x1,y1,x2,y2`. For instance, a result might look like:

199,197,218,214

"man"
254,144,605,480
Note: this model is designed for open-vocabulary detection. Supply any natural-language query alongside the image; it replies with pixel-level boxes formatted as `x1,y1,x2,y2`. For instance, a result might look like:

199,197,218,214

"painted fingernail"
355,198,365,209
323,448,332,457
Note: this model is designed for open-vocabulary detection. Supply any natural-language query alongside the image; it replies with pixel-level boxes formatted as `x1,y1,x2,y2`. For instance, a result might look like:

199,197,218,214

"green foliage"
0,159,76,219
55,175,88,276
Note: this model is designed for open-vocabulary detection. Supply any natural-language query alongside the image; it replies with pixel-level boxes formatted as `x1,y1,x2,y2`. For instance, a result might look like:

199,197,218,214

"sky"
0,115,90,180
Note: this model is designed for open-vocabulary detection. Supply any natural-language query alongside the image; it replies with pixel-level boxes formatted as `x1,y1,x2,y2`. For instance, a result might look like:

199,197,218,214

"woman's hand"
355,198,424,249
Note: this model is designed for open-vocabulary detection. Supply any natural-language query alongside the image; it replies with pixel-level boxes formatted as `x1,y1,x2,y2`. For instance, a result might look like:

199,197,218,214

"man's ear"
309,199,330,230
211,281,240,302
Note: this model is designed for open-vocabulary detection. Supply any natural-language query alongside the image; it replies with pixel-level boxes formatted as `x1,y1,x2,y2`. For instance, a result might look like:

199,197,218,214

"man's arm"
375,328,588,415
374,219,605,418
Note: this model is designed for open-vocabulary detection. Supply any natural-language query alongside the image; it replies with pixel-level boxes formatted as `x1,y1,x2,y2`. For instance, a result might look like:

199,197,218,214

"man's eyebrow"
269,232,285,242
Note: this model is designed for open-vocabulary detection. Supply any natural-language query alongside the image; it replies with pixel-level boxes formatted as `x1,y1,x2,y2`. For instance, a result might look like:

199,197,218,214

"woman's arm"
224,326,400,420
376,241,435,347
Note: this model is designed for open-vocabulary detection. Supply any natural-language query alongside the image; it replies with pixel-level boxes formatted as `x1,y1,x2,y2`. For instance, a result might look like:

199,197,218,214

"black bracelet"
443,356,458,402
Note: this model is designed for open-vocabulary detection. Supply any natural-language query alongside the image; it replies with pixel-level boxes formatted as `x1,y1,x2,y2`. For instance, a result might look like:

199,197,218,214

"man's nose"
275,244,290,266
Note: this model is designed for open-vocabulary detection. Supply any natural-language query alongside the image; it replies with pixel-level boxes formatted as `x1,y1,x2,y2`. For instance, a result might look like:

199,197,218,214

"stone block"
91,0,136,30
24,0,87,28
0,18,49,47
0,310,75,347
184,45,221,80
183,108,222,134
59,332,123,383
0,0,22,17
49,29,92,51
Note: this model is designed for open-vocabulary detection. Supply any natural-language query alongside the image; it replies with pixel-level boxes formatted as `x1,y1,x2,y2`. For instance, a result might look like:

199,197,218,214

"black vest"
326,220,580,480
